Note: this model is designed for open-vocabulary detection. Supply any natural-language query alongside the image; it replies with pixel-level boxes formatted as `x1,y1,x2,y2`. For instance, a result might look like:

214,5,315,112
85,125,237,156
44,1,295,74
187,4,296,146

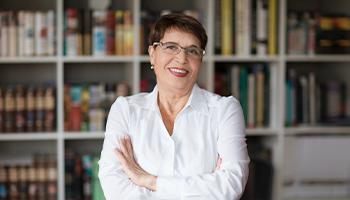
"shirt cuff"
155,176,184,199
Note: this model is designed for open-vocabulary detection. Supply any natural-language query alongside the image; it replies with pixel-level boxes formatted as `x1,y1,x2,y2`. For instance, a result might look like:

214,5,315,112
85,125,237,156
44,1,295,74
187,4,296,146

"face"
148,29,202,93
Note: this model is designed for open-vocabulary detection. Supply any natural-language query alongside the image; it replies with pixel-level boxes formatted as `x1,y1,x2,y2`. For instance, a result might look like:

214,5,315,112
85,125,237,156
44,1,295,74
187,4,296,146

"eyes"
153,42,205,59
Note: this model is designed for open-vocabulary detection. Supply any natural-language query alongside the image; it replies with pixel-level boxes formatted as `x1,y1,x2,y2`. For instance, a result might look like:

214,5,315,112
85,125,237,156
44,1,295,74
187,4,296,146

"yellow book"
221,0,233,55
115,10,124,55
268,0,277,55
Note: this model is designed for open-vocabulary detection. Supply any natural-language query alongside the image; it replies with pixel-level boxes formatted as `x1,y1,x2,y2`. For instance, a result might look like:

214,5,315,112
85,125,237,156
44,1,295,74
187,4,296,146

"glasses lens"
186,47,203,58
161,43,180,54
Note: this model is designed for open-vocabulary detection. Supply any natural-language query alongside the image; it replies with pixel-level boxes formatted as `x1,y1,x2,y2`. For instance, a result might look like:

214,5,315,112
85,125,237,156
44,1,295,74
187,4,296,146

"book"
92,11,107,56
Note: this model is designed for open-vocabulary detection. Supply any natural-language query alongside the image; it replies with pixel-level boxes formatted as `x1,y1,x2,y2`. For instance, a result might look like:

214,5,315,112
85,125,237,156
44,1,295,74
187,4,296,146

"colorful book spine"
92,11,107,56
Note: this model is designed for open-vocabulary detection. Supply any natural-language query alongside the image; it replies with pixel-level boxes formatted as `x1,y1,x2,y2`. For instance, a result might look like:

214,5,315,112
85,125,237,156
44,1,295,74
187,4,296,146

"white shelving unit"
1,0,350,199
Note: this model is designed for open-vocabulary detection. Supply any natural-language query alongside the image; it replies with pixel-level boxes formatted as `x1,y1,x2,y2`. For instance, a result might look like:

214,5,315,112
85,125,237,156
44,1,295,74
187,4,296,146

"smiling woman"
98,13,250,200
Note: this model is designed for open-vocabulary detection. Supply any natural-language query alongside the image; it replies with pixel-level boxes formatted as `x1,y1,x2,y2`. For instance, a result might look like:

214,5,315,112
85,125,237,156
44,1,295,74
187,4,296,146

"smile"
168,67,189,77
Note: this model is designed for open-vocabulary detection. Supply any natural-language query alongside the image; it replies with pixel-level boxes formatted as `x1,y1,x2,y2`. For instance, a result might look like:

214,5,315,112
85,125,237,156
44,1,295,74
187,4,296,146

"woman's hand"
114,135,157,191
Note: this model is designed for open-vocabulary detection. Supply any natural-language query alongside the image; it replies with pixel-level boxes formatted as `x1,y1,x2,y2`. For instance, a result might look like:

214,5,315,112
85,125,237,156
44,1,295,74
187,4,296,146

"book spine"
115,10,124,55
8,11,17,57
4,86,15,132
24,12,35,56
0,12,9,57
256,0,268,56
82,10,92,55
221,0,233,55
92,10,107,56
124,10,133,55
18,11,26,57
35,87,45,132
44,86,55,132
248,72,256,128
268,0,277,55
47,10,55,56
26,87,36,132
15,85,26,132
106,10,115,55
66,8,78,56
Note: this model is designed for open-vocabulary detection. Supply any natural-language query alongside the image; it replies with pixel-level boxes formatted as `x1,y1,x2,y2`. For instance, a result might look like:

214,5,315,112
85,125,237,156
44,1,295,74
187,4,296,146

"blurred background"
0,0,350,199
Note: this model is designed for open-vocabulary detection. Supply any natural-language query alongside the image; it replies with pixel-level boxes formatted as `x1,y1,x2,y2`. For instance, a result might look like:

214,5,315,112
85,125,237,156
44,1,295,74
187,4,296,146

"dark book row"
0,84,56,133
285,69,350,126
0,154,57,200
287,11,350,55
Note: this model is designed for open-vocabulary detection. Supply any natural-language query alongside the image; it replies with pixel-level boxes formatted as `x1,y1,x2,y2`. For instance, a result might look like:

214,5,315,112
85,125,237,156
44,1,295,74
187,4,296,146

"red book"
106,10,115,55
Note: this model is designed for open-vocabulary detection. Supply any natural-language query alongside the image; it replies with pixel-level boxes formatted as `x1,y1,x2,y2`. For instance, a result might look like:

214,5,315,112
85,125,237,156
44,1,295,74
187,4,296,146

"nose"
174,48,188,64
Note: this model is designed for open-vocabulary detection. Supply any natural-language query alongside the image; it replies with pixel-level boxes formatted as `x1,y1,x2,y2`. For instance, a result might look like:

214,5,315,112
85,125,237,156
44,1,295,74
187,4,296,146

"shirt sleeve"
98,97,155,200
155,97,250,200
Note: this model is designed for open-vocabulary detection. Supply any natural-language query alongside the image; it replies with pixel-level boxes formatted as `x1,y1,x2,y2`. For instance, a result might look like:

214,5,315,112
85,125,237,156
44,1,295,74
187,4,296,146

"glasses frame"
152,41,206,59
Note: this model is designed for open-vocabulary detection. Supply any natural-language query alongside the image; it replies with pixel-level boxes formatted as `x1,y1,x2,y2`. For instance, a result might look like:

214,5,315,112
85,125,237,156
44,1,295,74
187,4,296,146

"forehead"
161,28,201,47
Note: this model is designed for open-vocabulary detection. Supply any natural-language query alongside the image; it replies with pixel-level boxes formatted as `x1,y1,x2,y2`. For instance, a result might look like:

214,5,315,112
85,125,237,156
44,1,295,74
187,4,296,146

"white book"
231,65,240,99
18,11,26,57
8,12,17,57
35,11,47,56
47,10,55,56
235,0,243,55
248,73,256,128
24,12,35,56
256,0,268,56
242,0,251,56
1,12,9,57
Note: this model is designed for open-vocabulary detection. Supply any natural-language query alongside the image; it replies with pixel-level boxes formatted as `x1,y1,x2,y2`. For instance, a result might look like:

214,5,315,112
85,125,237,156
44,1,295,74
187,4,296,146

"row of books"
285,69,350,126
0,11,55,57
216,0,278,56
0,154,57,200
287,11,350,55
65,152,104,200
64,9,133,56
0,84,56,133
215,64,270,128
140,10,202,55
64,82,129,132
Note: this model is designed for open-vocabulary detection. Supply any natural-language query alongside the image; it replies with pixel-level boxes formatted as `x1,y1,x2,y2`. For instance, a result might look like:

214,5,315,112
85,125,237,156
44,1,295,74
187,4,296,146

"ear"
148,45,155,65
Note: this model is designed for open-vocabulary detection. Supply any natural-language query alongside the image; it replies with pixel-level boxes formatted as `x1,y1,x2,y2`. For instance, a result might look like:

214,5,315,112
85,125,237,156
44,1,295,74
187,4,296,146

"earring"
151,65,154,69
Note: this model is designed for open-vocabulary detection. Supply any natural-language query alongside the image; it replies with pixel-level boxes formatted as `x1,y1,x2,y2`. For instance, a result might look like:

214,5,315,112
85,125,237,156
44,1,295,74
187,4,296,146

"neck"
157,84,194,116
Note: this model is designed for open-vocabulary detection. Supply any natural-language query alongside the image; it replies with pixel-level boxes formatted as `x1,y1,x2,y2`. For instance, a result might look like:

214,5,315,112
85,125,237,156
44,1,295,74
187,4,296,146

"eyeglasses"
153,41,205,59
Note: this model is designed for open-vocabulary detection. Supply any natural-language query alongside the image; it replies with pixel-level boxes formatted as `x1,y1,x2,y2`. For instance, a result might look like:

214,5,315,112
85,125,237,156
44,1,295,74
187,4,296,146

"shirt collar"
146,84,209,115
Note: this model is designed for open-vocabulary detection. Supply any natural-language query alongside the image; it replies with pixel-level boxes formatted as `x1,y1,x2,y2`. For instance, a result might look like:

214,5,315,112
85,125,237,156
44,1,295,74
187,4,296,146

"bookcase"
1,0,350,199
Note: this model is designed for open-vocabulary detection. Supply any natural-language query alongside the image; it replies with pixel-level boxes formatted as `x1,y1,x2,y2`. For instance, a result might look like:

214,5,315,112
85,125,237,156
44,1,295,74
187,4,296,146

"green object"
92,157,105,200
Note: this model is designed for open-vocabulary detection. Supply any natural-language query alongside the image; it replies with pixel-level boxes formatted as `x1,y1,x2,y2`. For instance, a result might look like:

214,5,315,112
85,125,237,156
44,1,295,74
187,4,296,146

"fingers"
116,135,134,161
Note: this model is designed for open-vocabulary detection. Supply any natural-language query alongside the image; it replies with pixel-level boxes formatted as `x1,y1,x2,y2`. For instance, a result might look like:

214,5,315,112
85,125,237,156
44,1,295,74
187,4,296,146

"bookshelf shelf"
246,128,279,136
213,55,280,62
286,55,350,63
285,127,350,135
0,57,58,64
64,132,105,140
0,133,58,141
63,56,135,63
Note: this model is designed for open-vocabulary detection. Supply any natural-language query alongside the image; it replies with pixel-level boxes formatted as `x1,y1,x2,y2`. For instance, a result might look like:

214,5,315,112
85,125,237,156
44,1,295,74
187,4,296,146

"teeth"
170,68,187,74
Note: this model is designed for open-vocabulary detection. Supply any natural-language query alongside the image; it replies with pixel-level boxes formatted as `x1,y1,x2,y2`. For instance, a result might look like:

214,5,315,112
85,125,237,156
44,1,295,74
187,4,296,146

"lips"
168,67,189,78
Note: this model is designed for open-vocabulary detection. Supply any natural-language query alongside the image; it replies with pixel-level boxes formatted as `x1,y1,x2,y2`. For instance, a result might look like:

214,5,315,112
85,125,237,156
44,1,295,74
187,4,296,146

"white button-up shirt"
99,84,250,200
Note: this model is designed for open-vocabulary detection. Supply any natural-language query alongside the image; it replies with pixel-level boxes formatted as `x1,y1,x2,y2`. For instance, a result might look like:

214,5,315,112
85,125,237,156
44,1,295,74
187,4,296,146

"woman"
99,13,250,200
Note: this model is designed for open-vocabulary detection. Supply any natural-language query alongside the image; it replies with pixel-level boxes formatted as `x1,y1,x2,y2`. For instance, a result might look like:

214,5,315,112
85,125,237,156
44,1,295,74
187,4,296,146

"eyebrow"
161,41,201,49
